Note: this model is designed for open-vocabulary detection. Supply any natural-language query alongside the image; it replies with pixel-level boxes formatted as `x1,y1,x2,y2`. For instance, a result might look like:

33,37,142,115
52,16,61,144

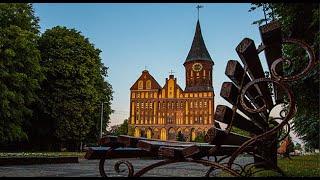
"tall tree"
0,3,44,145
176,131,186,142
249,3,319,149
36,26,113,151
107,119,128,136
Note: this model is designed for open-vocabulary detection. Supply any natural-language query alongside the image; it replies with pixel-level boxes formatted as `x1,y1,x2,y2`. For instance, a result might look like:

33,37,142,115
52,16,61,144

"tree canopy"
107,119,128,136
0,3,44,144
35,26,113,150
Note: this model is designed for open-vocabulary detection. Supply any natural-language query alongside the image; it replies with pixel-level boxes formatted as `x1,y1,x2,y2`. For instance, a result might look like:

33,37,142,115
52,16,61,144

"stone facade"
129,20,215,141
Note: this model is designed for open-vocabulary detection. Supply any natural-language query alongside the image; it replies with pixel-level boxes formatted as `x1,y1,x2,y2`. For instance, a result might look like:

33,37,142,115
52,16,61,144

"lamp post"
100,102,104,139
100,102,107,139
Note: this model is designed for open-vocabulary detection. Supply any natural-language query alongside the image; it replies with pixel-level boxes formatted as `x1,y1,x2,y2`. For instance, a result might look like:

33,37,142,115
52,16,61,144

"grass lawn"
0,152,86,158
216,154,319,177
254,154,320,177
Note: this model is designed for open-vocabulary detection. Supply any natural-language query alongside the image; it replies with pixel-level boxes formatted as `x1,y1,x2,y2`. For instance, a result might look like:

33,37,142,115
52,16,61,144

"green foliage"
249,3,319,149
108,119,128,136
176,131,185,142
0,3,44,143
194,131,205,143
231,126,250,137
33,26,113,150
294,143,302,151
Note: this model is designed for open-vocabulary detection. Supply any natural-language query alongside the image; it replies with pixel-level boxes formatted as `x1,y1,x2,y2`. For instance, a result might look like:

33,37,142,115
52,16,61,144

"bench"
84,21,316,177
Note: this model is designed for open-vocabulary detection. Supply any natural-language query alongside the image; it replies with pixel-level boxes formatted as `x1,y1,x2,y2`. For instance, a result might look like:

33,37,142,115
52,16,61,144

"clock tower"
184,20,214,92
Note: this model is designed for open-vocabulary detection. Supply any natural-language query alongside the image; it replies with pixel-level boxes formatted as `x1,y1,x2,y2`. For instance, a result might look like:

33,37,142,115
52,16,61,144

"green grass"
253,154,320,177
215,154,320,177
0,152,86,158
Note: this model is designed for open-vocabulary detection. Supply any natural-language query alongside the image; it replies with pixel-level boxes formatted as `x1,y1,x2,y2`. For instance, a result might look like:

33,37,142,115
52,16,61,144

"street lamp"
100,102,108,139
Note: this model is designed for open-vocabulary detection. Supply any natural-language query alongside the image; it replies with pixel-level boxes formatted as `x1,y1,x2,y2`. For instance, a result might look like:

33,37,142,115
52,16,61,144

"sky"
33,3,303,145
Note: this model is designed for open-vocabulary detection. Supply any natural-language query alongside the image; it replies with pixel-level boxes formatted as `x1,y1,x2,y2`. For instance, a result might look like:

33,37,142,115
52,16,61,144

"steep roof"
185,20,213,64
130,70,162,90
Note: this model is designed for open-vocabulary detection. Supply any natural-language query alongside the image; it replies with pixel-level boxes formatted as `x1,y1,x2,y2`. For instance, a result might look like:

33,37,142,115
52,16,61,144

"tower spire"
184,18,213,64
196,5,203,20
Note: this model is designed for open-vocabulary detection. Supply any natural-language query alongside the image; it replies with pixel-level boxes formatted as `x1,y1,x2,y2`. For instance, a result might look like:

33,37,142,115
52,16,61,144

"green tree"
176,131,185,142
108,119,128,136
36,26,113,151
0,3,44,144
194,132,205,143
294,143,302,151
249,3,319,149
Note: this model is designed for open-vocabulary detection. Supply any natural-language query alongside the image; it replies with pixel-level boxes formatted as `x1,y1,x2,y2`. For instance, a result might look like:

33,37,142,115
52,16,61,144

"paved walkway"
0,156,253,177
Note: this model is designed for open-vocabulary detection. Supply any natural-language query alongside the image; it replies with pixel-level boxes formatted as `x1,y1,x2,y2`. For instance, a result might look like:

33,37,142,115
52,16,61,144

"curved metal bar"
205,162,245,177
114,160,134,176
244,151,286,176
99,158,107,177
271,38,317,82
99,159,134,177
133,158,241,177
229,78,295,168
133,159,179,177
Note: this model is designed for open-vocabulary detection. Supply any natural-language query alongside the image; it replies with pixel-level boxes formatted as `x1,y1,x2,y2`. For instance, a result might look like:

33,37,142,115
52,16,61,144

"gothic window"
191,71,193,77
199,101,202,108
167,117,174,124
204,101,207,107
141,102,144,109
146,80,151,89
137,102,140,109
190,102,193,108
149,102,152,109
132,93,135,98
195,101,198,108
137,93,140,98
138,80,143,89
199,117,203,124
195,117,198,124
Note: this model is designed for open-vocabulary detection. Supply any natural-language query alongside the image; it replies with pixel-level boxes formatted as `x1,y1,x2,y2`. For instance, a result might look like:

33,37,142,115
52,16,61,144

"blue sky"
33,3,269,126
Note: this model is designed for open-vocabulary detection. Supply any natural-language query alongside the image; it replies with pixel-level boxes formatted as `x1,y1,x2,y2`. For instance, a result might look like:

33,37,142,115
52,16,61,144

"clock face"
192,63,203,72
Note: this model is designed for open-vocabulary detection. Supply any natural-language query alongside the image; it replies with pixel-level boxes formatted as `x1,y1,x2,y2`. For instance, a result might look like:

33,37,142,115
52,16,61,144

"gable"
130,70,162,90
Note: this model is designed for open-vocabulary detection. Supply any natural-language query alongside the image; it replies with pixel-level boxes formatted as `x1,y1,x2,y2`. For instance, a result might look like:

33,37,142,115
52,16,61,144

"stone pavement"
0,156,253,177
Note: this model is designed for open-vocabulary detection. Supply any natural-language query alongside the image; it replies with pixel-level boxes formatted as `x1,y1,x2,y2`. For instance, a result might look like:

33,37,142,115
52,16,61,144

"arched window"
191,128,196,141
160,128,167,140
138,80,143,89
146,128,152,139
134,128,141,137
146,80,151,89
168,128,176,140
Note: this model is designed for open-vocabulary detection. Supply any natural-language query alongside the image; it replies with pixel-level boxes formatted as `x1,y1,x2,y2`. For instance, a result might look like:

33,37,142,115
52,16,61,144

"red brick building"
129,20,215,141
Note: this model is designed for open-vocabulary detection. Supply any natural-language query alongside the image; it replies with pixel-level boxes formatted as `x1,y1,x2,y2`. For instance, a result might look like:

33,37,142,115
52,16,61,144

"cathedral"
129,19,215,141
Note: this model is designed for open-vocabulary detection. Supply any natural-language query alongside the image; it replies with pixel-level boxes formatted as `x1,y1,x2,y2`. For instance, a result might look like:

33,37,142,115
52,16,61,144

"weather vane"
169,70,175,75
196,5,204,20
